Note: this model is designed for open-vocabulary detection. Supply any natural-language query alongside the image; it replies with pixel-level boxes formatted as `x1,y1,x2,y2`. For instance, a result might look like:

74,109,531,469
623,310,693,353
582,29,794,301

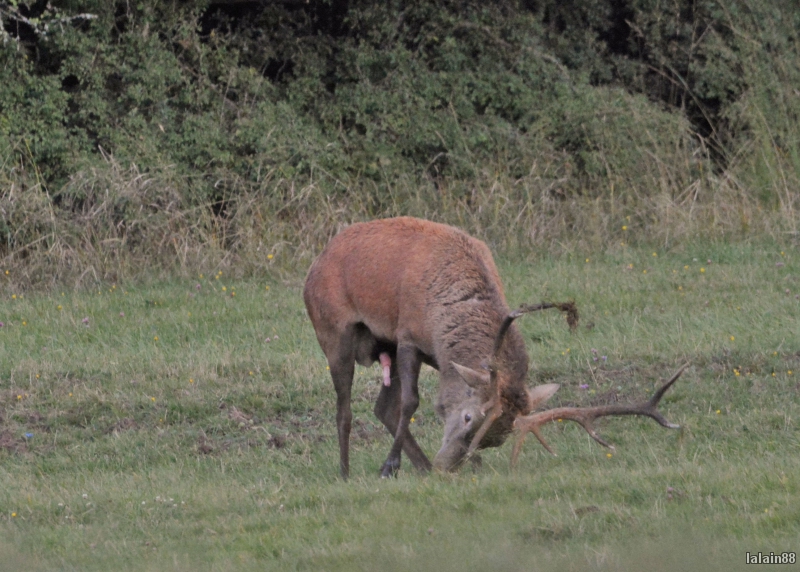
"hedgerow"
1,1,798,286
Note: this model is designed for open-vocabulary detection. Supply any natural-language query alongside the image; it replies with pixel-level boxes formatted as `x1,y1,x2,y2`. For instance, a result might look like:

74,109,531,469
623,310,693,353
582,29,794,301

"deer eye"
464,413,472,424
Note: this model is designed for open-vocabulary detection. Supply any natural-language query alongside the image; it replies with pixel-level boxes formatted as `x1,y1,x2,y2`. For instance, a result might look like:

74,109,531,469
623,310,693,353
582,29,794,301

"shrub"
0,0,798,287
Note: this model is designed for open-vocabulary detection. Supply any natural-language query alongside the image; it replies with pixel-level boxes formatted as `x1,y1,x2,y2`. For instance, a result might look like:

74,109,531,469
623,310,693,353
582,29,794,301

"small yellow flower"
773,351,778,356
4,270,8,275
57,305,63,311
684,265,689,270
11,512,16,517
410,417,416,423
729,336,735,341
700,268,705,273
151,397,156,402
199,274,204,279
772,373,776,377
222,286,227,291
652,252,657,257
585,258,589,263
12,294,16,299
22,321,26,326
557,419,563,422
189,378,194,384
187,312,191,316
36,374,40,379
622,225,628,231
642,270,647,274
678,286,683,291
326,366,330,370
17,395,22,400
215,275,220,280
606,453,612,458
734,369,740,376
789,371,794,376
716,410,721,415
628,263,634,269
249,371,254,376
231,292,236,297
781,251,785,256
265,285,270,291
154,336,159,341
267,254,274,260
69,392,72,397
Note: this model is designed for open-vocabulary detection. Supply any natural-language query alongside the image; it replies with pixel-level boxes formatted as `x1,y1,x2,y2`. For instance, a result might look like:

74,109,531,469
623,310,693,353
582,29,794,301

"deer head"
433,303,685,471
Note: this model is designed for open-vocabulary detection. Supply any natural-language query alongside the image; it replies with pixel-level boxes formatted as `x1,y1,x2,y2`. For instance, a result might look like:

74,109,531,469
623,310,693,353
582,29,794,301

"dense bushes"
1,0,798,285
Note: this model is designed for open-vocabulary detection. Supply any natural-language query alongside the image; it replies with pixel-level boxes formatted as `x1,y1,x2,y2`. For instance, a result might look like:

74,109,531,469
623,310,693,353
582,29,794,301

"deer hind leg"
379,343,422,478
321,328,358,480
373,354,432,473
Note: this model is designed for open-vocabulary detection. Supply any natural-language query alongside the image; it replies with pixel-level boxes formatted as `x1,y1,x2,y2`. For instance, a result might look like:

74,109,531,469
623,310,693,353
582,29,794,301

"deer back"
304,217,514,362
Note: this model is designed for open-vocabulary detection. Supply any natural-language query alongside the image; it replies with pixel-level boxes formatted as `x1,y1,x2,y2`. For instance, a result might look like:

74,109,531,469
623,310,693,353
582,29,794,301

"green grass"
1,243,799,571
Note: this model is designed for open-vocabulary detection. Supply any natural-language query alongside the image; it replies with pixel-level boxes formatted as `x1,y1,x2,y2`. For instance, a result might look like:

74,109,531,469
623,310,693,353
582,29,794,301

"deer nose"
432,445,467,472
432,455,455,472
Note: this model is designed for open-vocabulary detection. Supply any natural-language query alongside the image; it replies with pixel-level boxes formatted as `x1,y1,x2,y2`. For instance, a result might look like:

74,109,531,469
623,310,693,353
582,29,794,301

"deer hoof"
380,458,400,478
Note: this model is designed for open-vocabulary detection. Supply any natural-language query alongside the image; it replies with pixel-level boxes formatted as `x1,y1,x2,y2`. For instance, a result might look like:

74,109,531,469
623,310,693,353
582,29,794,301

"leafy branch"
1,1,97,45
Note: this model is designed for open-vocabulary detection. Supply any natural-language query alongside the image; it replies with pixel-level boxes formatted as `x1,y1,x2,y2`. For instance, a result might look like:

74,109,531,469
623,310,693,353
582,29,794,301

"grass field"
1,242,799,571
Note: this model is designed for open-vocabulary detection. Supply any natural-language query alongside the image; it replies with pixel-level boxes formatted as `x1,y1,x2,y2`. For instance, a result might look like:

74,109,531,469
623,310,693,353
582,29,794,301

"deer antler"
466,302,579,455
510,364,688,467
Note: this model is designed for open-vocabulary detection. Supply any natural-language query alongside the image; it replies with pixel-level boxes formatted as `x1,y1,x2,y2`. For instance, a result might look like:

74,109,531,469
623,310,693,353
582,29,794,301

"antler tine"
517,301,579,332
466,398,503,456
510,420,555,467
488,311,523,370
645,363,688,427
511,364,688,467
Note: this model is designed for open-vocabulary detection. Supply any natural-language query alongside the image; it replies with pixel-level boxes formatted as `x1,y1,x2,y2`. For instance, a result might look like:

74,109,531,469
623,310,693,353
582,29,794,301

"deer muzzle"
432,441,469,472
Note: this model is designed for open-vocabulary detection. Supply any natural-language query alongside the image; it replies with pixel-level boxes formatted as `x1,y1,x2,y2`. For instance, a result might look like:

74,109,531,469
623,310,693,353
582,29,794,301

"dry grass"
2,142,798,291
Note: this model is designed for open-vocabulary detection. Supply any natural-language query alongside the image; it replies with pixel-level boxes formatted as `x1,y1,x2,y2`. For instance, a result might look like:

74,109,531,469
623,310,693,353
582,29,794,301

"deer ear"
451,362,491,389
527,383,560,411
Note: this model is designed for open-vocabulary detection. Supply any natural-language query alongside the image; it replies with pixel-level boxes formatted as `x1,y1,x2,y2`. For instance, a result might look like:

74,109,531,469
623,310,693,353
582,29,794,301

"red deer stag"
303,217,684,479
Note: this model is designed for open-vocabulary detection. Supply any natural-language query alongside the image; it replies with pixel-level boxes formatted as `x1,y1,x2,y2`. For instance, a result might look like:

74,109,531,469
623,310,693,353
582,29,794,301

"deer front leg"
380,343,422,478
374,357,432,472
